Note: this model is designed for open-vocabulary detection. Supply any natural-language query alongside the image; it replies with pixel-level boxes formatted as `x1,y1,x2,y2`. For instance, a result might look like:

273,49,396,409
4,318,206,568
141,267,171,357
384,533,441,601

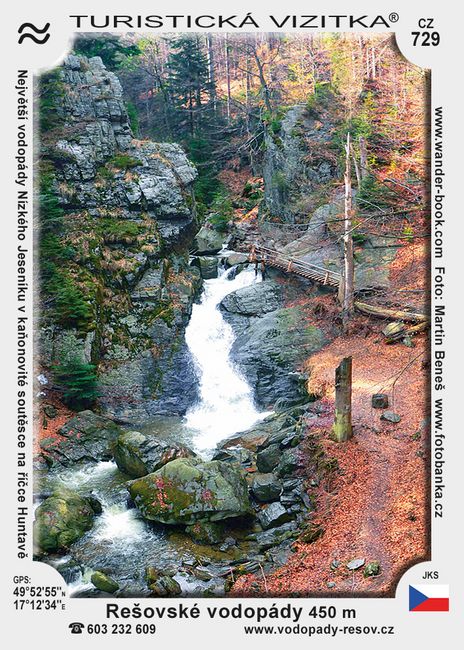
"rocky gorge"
35,54,338,596
33,40,423,599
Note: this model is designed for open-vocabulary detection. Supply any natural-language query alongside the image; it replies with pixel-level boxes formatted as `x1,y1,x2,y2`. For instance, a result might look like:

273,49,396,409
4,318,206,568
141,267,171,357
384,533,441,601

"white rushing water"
185,264,268,453
45,260,273,597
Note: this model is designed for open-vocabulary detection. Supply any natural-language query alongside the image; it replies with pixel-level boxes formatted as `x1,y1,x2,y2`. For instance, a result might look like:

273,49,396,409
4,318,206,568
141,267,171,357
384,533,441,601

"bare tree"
342,132,355,330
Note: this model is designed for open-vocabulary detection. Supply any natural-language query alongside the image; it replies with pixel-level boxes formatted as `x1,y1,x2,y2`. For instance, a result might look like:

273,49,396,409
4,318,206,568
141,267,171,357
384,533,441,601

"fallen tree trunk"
383,320,429,343
354,301,429,323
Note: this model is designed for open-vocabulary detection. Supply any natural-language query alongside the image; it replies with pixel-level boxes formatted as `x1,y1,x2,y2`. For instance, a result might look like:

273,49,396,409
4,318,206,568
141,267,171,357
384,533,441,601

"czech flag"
409,585,449,612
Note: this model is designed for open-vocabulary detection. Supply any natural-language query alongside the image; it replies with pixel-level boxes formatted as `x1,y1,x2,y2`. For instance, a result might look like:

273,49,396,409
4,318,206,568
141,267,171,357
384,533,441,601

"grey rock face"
281,202,343,270
262,104,337,221
220,281,283,317
230,306,326,408
39,411,124,466
40,55,201,422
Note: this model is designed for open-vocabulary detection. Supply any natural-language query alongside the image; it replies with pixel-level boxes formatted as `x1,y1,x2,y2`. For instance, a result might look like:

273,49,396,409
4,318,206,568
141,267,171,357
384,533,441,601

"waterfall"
185,264,268,454
40,259,272,597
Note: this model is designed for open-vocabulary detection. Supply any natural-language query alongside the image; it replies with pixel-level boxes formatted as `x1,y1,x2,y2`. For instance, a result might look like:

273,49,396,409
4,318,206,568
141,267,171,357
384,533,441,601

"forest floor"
34,395,74,457
231,231,429,597
233,327,429,597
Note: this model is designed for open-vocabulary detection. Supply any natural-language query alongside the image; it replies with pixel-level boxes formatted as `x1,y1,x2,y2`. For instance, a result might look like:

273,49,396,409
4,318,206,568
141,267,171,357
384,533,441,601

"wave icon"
18,22,50,45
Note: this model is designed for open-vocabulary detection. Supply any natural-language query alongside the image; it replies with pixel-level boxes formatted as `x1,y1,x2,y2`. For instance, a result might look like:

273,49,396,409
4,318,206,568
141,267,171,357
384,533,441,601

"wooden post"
332,357,353,442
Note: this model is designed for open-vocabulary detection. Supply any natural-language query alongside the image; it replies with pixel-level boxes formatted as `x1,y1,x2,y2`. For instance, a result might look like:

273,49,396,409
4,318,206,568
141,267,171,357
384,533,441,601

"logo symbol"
18,22,50,45
409,585,449,612
68,622,85,634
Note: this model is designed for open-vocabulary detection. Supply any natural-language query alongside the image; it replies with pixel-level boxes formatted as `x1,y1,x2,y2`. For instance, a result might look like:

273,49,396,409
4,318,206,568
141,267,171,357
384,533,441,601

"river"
38,260,269,597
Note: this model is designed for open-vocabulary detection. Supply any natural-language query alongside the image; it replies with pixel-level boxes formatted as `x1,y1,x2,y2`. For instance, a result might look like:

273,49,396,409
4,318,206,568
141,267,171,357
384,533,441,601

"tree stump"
332,357,353,442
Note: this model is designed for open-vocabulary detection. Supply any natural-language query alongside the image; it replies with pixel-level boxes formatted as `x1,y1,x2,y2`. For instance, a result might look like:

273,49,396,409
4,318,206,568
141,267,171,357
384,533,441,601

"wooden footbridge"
251,244,341,288
249,244,429,332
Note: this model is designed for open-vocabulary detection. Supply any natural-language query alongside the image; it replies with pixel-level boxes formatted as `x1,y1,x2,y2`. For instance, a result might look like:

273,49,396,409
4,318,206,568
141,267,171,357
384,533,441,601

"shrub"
97,165,115,181
306,81,333,116
73,35,141,70
39,70,64,132
125,100,139,136
39,174,65,235
269,118,282,134
54,357,98,410
53,274,93,329
403,224,414,242
208,212,230,233
272,171,289,195
207,191,234,233
108,154,143,170
356,174,395,211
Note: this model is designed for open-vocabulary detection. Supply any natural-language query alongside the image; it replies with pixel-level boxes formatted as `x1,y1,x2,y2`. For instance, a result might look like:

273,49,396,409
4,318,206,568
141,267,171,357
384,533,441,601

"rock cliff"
39,55,201,422
262,102,338,222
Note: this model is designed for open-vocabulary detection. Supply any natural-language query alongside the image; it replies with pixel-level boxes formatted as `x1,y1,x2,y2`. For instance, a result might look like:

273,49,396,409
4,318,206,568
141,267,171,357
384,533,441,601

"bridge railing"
252,244,341,287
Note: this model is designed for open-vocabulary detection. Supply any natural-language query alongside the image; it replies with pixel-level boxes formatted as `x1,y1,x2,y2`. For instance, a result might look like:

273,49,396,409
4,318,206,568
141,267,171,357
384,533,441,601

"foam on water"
185,265,269,453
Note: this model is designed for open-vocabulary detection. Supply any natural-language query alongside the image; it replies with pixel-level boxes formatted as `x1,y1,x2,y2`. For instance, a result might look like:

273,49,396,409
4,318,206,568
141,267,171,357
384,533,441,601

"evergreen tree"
54,358,98,410
166,35,212,136
73,35,140,70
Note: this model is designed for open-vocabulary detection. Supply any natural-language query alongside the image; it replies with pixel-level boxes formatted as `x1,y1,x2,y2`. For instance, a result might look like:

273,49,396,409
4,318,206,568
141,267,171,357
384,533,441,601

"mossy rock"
364,561,381,577
33,487,95,553
149,575,182,597
91,571,119,593
112,430,195,478
299,523,324,544
193,226,225,254
128,458,253,525
186,521,224,545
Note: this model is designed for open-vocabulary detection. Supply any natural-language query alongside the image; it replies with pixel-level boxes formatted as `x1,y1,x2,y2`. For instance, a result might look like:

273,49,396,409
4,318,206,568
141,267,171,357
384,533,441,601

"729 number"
412,31,440,46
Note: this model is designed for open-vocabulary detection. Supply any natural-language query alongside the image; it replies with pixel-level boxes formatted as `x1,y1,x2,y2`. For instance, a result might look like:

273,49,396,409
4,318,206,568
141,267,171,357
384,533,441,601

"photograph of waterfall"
33,32,429,598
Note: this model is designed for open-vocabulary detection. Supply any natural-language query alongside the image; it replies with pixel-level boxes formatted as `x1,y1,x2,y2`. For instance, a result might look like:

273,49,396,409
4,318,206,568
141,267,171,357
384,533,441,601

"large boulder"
251,473,282,503
193,226,225,254
230,306,327,407
112,430,195,478
191,256,218,279
33,487,97,553
39,411,124,466
220,281,283,317
223,252,249,267
128,458,252,524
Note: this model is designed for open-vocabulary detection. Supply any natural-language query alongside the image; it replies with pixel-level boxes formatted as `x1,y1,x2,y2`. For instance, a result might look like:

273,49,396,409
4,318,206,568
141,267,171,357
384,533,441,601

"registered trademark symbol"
389,12,399,23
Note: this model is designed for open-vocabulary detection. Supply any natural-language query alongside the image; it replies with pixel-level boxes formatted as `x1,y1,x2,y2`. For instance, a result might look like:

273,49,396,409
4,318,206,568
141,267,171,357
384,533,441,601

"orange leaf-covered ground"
233,331,429,597
34,395,74,457
232,238,429,597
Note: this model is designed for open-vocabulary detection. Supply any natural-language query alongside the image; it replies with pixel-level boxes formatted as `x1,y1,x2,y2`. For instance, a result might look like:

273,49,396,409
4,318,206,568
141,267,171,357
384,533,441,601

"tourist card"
1,0,460,647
